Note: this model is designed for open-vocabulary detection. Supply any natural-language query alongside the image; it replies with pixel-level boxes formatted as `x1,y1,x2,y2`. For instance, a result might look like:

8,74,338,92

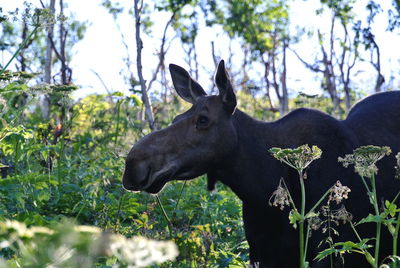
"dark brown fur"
123,61,400,267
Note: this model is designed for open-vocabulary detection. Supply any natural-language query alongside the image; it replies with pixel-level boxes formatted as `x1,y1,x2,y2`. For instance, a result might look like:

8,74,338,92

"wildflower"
269,145,322,173
269,178,290,210
109,235,179,267
338,145,391,177
328,180,351,205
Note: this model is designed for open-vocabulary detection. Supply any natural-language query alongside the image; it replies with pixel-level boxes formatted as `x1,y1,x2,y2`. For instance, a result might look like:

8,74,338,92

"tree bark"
338,22,356,112
43,0,56,119
134,0,155,131
59,0,66,84
371,39,384,92
45,0,56,84
19,21,28,72
280,39,289,115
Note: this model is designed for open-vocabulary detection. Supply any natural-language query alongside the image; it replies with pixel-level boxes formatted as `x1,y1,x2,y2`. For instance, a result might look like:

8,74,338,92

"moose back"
123,60,400,267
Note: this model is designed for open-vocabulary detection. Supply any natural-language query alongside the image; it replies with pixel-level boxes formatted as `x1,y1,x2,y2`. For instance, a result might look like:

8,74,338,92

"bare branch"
91,69,112,95
290,48,323,73
148,12,176,93
134,0,155,130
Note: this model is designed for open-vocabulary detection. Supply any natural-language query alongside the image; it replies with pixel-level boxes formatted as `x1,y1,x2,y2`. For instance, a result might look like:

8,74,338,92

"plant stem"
114,100,122,149
304,224,311,263
371,174,380,268
300,220,305,268
299,170,306,268
173,180,187,213
394,213,400,259
307,188,331,215
350,221,363,243
375,222,382,267
14,139,20,175
0,26,39,76
349,220,376,265
393,212,400,268
155,194,173,238
328,208,334,268
360,175,371,193
114,191,125,231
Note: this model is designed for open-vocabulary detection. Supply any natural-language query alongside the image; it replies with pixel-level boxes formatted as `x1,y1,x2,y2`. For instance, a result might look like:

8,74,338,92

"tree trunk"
19,21,28,72
59,0,69,85
280,39,289,115
42,0,56,119
134,0,155,131
372,42,384,92
262,57,275,112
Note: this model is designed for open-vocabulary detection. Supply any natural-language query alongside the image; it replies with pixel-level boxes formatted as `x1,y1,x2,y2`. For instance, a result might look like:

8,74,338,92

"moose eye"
196,115,209,129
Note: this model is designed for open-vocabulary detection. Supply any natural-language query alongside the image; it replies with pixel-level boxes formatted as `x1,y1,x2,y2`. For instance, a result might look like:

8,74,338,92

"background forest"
0,0,400,267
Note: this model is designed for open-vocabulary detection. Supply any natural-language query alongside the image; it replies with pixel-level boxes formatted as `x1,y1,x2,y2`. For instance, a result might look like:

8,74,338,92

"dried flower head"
338,145,391,177
269,145,322,173
395,152,400,180
328,180,351,205
308,215,323,231
332,205,353,225
269,178,290,210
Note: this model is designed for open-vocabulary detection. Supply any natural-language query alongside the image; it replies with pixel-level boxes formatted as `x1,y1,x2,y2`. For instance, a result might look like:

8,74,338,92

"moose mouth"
123,163,204,194
123,166,176,194
144,168,174,194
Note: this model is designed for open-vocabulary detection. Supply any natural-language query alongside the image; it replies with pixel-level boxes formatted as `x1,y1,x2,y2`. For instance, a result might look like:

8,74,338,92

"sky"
1,0,400,101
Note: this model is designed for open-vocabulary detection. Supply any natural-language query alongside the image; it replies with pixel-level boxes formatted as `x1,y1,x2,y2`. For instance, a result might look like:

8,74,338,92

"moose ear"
169,64,207,104
215,60,237,114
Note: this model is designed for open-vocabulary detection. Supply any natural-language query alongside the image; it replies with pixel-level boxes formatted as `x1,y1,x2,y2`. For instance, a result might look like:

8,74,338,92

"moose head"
122,60,239,193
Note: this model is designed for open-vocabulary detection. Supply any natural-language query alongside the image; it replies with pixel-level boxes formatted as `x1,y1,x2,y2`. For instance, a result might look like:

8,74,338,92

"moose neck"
212,109,284,204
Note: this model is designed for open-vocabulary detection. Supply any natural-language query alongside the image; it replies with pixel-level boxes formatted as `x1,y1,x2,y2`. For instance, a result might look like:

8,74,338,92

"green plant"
316,146,398,268
270,145,351,268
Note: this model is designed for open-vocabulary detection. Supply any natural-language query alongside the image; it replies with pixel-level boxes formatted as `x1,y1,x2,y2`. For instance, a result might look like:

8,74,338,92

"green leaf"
111,91,124,97
128,94,143,107
0,163,9,168
289,209,302,229
305,211,319,219
357,214,385,225
315,239,373,261
385,200,400,217
37,191,51,202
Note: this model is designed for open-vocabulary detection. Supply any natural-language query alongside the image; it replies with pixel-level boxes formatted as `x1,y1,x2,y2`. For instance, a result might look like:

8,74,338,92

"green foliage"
0,70,246,267
316,145,399,267
316,239,374,265
269,145,341,268
223,0,289,53
0,2,87,81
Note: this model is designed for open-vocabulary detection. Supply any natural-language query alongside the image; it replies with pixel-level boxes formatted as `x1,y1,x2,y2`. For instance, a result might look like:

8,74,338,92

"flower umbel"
269,145,322,174
269,178,290,210
338,145,391,177
328,180,351,205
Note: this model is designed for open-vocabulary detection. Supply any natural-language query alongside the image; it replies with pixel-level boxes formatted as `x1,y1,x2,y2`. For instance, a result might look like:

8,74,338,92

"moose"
123,60,400,267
